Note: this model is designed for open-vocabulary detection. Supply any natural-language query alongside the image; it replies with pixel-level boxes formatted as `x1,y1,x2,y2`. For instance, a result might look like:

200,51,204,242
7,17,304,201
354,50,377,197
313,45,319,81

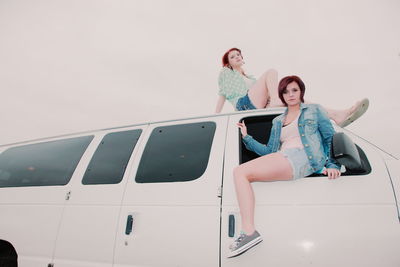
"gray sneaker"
227,230,263,258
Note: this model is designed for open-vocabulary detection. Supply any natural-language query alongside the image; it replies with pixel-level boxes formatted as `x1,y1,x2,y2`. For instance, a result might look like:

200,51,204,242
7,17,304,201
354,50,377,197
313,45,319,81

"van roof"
1,108,286,147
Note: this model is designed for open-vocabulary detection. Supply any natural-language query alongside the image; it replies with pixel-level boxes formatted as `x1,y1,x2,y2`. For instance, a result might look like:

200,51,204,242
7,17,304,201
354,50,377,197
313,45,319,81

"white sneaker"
227,231,263,258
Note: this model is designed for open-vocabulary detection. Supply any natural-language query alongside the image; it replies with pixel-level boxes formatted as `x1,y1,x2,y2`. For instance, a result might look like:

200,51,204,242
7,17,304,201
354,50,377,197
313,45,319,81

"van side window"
135,122,216,183
0,136,93,187
239,115,371,176
239,115,277,164
82,129,142,185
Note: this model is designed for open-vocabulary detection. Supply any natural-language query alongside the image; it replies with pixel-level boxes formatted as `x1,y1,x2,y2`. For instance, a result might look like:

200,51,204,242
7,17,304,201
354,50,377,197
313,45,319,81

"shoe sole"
227,236,263,258
338,98,369,127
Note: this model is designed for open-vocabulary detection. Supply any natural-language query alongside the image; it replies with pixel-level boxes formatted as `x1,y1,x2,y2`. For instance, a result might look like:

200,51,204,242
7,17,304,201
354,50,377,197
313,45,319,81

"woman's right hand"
236,122,248,137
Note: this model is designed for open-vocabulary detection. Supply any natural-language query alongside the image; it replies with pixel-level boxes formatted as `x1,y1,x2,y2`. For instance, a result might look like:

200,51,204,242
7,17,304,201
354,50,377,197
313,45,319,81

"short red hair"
278,76,306,106
222,48,242,68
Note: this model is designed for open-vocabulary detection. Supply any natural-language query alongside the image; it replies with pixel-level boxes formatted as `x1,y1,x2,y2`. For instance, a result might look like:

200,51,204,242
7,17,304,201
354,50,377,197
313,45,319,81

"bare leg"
322,106,356,125
247,69,284,109
305,99,367,126
233,153,293,234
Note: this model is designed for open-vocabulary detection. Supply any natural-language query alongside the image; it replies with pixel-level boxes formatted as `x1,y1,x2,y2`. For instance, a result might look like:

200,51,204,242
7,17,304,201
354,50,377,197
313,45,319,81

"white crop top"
280,114,303,151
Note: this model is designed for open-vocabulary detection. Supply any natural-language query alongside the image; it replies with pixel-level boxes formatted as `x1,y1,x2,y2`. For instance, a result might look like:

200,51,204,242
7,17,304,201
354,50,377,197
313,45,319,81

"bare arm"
215,95,226,113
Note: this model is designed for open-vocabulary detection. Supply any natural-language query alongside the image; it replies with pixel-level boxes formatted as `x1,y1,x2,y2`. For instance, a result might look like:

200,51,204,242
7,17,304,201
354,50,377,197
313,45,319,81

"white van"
1,108,399,267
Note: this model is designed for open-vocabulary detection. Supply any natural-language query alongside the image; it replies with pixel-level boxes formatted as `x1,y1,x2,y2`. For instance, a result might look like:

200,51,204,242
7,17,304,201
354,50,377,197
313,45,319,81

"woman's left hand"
236,122,248,137
323,168,341,179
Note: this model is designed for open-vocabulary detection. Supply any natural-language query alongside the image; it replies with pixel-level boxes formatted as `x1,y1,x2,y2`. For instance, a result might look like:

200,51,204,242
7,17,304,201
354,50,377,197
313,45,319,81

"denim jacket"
242,103,341,172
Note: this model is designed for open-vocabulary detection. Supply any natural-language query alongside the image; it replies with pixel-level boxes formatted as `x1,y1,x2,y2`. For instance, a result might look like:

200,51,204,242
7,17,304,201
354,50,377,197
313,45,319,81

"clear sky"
1,0,399,157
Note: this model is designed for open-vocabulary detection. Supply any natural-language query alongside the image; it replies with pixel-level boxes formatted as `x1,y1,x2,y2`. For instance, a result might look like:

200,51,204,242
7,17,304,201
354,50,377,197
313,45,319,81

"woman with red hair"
228,75,341,257
215,48,368,127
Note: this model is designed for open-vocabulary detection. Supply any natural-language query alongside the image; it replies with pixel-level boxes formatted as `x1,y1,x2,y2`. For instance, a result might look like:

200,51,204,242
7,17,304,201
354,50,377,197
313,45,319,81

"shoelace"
230,233,246,250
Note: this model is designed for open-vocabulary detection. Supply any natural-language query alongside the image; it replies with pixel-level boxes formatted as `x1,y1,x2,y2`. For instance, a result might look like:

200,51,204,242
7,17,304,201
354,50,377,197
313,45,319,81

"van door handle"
228,214,235,237
125,215,134,235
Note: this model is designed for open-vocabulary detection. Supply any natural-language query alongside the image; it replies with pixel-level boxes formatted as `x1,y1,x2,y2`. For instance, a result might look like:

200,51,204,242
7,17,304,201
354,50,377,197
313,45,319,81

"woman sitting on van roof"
228,75,341,258
215,48,369,128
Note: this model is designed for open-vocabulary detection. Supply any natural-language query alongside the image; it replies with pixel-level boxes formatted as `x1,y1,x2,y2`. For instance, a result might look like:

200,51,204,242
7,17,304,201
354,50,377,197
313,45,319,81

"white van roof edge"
0,108,286,148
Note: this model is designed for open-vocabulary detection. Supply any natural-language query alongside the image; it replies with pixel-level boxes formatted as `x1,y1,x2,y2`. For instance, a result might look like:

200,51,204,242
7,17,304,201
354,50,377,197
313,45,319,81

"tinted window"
136,122,216,183
0,136,93,187
82,129,142,185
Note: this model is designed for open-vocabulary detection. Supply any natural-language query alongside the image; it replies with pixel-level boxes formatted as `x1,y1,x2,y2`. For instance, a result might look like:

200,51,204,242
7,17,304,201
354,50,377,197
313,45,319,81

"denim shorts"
280,148,314,179
236,94,256,111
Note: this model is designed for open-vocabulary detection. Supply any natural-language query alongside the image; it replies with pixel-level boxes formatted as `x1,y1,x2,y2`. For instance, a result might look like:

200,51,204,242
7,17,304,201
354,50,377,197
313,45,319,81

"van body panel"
1,110,399,266
385,159,400,218
120,118,226,206
52,126,147,267
223,113,397,206
114,207,220,267
0,134,95,266
221,112,400,266
221,205,400,266
113,116,228,267
0,204,64,267
52,206,119,267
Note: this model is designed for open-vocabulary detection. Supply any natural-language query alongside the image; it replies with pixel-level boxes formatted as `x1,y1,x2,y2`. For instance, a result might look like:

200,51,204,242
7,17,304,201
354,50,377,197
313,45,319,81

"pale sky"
1,0,399,157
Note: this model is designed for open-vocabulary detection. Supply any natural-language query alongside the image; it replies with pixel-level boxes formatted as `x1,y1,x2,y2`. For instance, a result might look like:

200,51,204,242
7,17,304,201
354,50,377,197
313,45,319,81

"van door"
52,127,146,267
221,112,400,266
0,135,93,267
113,117,227,267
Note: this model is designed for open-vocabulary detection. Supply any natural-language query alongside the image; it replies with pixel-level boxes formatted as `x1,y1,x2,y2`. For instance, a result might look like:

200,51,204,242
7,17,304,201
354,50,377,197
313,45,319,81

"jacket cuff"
242,135,253,144
326,163,341,170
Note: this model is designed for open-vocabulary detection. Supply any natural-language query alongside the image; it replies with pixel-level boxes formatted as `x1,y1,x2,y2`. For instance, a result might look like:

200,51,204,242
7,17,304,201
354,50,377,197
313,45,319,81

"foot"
336,98,369,127
227,230,263,258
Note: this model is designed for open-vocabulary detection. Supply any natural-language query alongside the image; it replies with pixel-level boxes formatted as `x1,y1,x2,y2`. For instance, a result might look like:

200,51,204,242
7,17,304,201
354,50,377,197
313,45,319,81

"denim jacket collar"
276,103,309,124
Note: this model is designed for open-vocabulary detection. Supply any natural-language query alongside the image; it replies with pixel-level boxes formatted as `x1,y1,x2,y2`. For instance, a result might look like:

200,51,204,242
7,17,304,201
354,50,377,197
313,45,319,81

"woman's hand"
323,168,341,179
236,122,248,137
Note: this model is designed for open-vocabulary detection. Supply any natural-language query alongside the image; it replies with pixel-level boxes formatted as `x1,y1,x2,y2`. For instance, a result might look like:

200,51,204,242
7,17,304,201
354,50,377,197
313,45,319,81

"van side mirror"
331,132,362,171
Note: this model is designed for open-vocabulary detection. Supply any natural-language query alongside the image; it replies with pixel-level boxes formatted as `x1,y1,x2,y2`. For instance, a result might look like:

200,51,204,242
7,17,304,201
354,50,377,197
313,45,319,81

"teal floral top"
218,67,256,108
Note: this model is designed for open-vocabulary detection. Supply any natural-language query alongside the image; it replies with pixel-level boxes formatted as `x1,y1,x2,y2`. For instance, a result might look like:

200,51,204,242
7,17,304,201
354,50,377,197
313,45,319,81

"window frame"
135,121,217,183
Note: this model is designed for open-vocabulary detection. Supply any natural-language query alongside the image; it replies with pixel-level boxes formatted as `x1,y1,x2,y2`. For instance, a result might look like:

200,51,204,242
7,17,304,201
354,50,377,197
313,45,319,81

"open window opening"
239,115,371,176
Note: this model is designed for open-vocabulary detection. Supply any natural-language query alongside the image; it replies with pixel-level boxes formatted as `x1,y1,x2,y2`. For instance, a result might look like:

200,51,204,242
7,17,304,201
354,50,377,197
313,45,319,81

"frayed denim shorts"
280,147,314,179
236,94,256,111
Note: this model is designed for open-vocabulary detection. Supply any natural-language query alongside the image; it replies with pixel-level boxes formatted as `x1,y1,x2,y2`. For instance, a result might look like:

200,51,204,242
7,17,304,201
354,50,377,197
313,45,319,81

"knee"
263,68,278,78
233,166,241,178
233,166,243,180
233,166,249,182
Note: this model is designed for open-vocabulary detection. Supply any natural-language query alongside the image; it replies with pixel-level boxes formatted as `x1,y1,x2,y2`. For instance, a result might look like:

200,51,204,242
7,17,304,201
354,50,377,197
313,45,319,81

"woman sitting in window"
228,75,341,258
